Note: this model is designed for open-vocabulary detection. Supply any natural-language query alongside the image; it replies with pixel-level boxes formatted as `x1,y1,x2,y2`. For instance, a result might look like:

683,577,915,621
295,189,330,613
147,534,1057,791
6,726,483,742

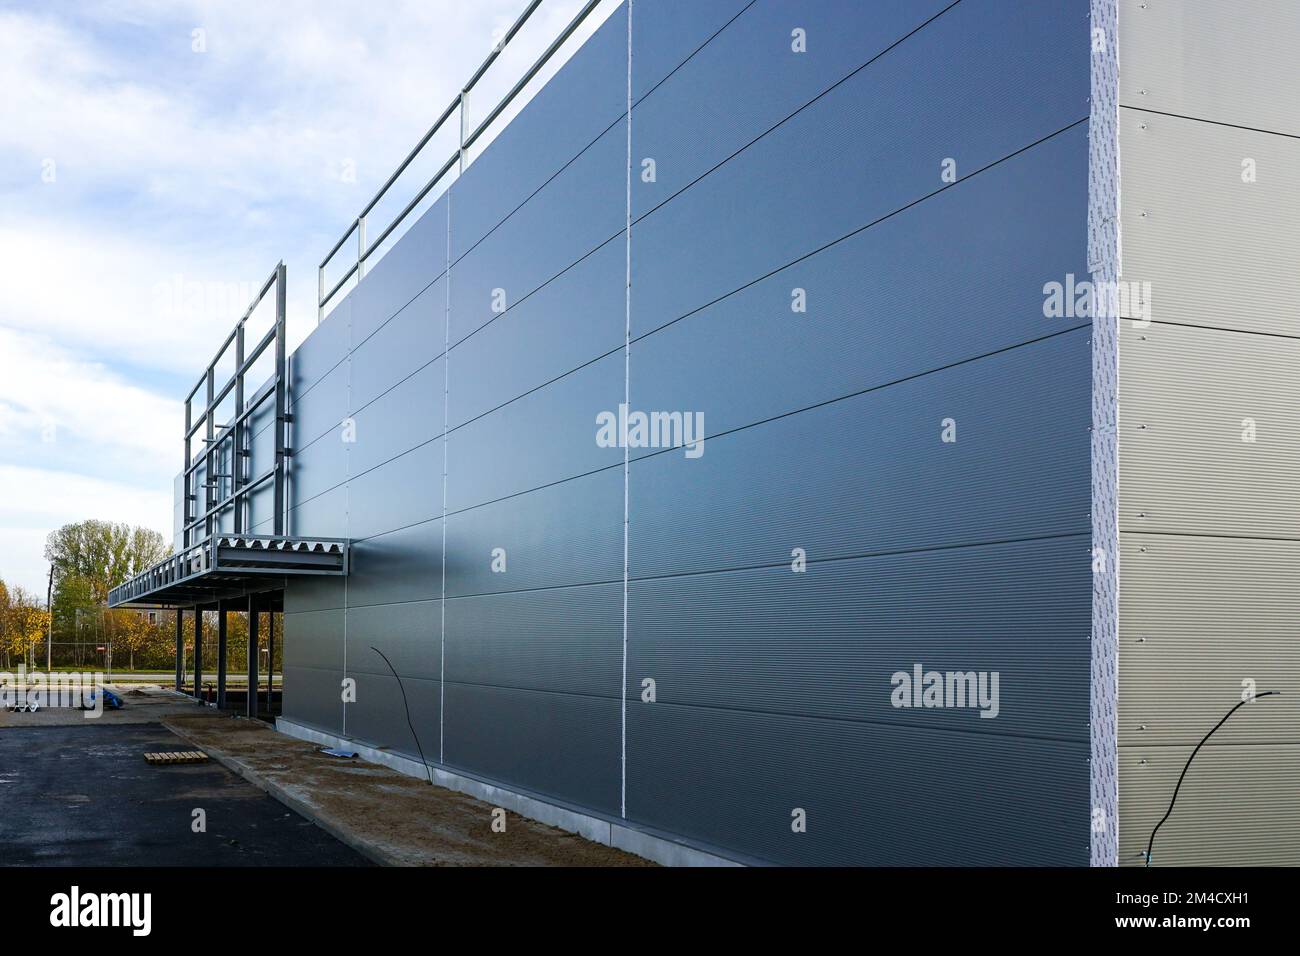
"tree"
44,521,169,666
0,579,9,666
111,610,154,672
0,583,49,670
45,520,169,604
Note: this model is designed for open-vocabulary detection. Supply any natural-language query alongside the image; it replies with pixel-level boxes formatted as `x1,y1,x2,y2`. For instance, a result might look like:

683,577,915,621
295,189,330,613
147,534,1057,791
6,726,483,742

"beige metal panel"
1118,321,1300,537
1115,0,1300,870
1119,108,1300,337
1118,744,1300,866
1118,533,1300,747
1120,0,1300,136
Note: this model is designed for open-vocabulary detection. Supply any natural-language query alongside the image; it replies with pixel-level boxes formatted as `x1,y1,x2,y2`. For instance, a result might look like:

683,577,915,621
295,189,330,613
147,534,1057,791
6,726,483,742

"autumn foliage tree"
43,520,170,669
0,580,50,669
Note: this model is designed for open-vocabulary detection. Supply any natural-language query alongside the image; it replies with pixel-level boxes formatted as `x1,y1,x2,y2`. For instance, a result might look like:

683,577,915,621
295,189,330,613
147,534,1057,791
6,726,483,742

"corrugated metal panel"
1118,745,1300,867
1118,108,1300,337
1119,0,1300,137
343,600,439,680
346,439,442,541
1118,533,1300,746
1118,321,1300,537
448,125,625,348
628,535,1089,738
344,520,442,608
290,360,349,453
287,482,347,539
283,576,345,615
630,330,1091,579
631,0,952,219
348,361,442,477
346,195,448,345
345,672,440,766
444,468,622,597
288,429,347,507
280,664,344,735
349,279,444,412
630,0,752,101
289,297,349,400
447,237,624,430
443,682,620,816
628,704,1088,866
448,4,628,262
631,0,1089,335
445,584,621,697
1116,0,1300,868
631,124,1089,438
444,352,623,513
282,609,343,671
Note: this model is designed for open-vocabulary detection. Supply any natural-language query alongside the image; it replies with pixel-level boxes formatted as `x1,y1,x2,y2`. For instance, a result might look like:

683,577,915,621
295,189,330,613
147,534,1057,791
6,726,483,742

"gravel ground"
161,712,653,867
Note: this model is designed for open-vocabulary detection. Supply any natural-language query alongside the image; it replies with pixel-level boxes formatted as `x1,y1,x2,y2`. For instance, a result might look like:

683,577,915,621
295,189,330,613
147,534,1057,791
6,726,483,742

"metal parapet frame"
183,262,289,546
317,0,607,321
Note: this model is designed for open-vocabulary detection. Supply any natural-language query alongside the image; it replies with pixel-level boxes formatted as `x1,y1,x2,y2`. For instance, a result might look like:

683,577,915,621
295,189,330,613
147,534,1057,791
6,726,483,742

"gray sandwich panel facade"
263,0,1097,866
204,0,1297,865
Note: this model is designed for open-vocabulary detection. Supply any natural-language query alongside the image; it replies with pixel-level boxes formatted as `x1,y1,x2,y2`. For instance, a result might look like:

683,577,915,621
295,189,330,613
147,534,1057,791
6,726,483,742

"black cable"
1145,690,1280,866
370,646,434,786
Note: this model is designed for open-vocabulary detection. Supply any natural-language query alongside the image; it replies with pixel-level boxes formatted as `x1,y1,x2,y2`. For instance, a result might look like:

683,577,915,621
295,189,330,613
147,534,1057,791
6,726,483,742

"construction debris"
143,751,209,765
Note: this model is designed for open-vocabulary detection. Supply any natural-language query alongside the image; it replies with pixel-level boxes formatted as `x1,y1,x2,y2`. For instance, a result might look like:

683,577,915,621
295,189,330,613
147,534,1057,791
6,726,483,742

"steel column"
247,596,260,719
266,610,275,716
193,608,204,701
233,320,245,534
204,367,215,539
183,400,192,547
216,604,228,709
174,609,184,692
273,262,287,536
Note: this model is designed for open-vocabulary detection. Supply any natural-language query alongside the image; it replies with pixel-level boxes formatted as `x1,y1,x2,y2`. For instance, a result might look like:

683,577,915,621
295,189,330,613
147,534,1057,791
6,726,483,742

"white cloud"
0,465,172,594
0,0,621,600
0,326,178,475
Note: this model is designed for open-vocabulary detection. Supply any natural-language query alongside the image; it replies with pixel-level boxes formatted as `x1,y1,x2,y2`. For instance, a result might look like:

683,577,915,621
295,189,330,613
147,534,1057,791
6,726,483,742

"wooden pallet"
143,751,209,765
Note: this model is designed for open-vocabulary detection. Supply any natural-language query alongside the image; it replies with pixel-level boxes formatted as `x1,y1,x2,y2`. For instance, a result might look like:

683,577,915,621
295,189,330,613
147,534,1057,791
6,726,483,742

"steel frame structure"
109,261,350,616
183,262,288,545
108,535,349,608
317,0,606,322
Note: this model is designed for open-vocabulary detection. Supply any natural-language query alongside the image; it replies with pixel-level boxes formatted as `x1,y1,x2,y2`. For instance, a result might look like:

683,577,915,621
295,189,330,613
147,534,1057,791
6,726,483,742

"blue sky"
0,0,612,595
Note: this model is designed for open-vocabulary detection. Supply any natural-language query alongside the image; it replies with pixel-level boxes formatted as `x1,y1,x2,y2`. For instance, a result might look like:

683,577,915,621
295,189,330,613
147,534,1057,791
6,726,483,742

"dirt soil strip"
160,714,652,867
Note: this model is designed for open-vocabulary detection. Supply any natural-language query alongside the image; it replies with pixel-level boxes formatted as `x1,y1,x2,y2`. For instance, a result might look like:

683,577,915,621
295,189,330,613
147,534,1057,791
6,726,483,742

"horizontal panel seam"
293,119,1091,462
1120,317,1300,343
1120,104,1300,142
286,322,1091,523
1118,529,1300,544
630,0,966,227
290,530,1090,610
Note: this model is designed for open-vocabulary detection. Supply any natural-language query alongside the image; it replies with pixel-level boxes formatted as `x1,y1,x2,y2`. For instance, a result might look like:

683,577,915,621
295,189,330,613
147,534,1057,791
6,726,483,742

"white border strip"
1088,0,1121,869
620,0,633,823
